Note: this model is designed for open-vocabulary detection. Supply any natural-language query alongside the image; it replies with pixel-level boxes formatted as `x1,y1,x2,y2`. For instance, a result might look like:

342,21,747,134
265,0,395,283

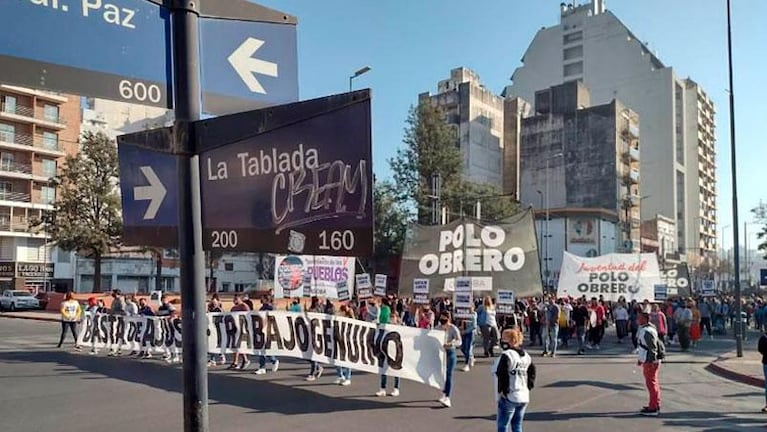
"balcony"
0,103,66,130
621,124,639,140
0,161,32,180
621,144,640,162
624,168,639,184
0,219,30,233
0,191,31,203
0,131,66,157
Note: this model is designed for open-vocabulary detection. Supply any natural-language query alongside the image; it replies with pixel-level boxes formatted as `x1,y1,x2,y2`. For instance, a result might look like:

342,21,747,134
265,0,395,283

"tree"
38,131,122,293
753,203,767,260
390,102,463,225
445,181,520,224
373,180,410,259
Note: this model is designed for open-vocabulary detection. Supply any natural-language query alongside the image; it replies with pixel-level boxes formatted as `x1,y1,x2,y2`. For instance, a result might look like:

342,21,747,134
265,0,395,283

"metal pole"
349,76,353,93
726,0,743,358
170,0,209,430
544,158,550,290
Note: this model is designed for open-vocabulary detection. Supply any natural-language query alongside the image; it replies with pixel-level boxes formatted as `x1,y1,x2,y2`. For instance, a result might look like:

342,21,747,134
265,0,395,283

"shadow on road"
543,380,638,391
0,350,419,415
524,410,766,431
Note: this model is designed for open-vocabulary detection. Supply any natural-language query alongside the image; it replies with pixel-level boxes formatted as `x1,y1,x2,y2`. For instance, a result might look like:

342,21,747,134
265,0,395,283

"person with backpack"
493,328,536,432
637,311,665,416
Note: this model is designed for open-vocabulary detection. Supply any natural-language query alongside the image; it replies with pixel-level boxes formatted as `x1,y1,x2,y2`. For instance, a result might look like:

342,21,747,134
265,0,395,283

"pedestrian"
673,301,693,352
480,297,499,357
649,303,668,344
460,306,477,371
571,299,589,355
418,305,435,329
335,303,354,386
558,298,573,348
437,312,461,408
305,296,325,381
228,294,251,370
542,297,560,357
254,295,279,375
699,298,713,338
587,298,605,350
57,292,82,350
614,300,629,344
637,311,664,416
207,297,224,366
110,289,125,315
757,327,767,412
690,300,702,348
375,304,400,395
494,328,536,432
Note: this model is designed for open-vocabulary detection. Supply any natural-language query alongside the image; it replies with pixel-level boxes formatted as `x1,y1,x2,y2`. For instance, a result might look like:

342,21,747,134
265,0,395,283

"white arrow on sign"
134,166,167,220
227,37,279,94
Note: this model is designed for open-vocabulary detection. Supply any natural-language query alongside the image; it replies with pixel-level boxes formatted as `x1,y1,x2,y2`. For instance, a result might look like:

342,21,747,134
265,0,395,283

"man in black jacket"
758,330,767,412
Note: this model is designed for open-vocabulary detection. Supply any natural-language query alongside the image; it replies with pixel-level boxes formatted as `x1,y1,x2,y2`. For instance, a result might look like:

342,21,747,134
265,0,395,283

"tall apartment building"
0,85,80,292
419,67,505,188
502,0,717,263
518,81,641,286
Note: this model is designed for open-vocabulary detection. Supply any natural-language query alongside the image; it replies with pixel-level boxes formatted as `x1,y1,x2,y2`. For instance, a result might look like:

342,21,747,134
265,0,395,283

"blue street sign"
761,269,767,286
0,0,172,107
117,139,180,247
200,17,299,115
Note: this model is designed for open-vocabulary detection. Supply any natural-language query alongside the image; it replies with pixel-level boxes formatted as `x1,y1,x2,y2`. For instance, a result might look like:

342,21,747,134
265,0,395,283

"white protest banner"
413,279,430,305
557,252,662,302
337,280,351,301
302,272,312,298
453,277,473,319
77,311,447,389
77,313,182,355
443,276,493,292
374,274,387,297
274,255,355,299
701,280,716,297
496,290,515,314
356,274,373,300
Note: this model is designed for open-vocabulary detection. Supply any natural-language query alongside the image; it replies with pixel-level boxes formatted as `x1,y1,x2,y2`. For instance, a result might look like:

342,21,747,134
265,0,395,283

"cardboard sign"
453,277,473,319
653,284,668,302
374,274,387,297
336,280,350,301
413,279,430,305
356,274,373,300
496,290,515,314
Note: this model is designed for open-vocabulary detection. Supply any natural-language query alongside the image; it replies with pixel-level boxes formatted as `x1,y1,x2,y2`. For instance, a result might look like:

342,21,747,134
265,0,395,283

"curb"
0,313,59,323
706,358,764,388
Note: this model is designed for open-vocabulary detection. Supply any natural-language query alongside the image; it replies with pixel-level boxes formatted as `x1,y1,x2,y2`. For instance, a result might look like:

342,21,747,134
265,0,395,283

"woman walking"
480,297,499,357
437,312,461,408
493,328,536,432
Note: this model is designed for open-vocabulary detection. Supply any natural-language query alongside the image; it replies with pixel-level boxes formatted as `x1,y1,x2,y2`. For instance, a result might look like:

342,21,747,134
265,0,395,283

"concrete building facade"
502,0,717,263
0,85,81,292
518,81,640,287
419,67,505,188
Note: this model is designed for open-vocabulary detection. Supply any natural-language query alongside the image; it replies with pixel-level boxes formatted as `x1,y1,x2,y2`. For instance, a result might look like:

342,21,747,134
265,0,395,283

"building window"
224,262,234,271
674,83,684,164
563,45,583,60
42,159,56,178
0,153,13,171
221,282,231,292
41,132,58,150
41,186,55,204
563,31,583,44
0,123,14,143
0,182,11,197
43,105,59,123
1,96,17,114
57,250,71,263
235,283,246,292
564,61,583,76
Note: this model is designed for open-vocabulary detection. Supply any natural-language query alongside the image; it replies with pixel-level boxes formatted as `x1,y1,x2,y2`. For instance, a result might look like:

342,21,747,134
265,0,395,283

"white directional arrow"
133,166,166,220
227,37,279,94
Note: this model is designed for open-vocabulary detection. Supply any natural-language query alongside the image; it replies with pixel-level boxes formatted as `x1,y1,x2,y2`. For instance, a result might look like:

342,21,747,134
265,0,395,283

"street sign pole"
170,1,208,431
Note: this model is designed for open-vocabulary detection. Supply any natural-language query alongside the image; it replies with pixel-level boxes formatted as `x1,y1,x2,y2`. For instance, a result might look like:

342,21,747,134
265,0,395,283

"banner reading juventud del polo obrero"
399,210,543,298
557,251,663,302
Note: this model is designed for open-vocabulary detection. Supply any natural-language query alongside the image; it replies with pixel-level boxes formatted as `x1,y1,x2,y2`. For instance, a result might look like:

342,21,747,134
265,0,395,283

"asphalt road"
0,318,765,432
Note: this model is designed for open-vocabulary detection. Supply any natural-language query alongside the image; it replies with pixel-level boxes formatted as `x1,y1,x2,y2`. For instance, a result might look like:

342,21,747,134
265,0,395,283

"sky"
254,0,766,251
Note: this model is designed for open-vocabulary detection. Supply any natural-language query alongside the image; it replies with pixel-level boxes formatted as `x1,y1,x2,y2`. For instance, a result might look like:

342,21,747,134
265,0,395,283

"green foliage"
373,180,409,259
390,102,463,225
753,203,767,260
38,131,122,292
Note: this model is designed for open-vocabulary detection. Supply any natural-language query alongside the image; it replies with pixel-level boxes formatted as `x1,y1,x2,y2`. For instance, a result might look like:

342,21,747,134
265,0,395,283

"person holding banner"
254,295,280,375
335,304,355,387
305,297,325,381
376,302,401,397
228,295,252,370
438,312,462,408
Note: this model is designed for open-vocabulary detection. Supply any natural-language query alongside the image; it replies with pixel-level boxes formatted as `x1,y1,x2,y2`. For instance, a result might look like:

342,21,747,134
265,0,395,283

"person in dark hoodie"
758,328,767,412
493,328,536,432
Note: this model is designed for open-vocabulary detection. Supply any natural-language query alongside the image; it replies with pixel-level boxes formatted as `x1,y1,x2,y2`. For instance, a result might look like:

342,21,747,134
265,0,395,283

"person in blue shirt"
254,295,279,375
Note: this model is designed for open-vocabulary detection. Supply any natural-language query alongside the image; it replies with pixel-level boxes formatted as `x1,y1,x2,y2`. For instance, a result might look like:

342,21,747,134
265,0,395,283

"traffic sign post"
196,90,373,256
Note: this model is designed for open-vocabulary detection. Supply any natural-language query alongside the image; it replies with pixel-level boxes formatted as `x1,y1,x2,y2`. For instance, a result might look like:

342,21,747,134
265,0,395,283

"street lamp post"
536,190,544,282
543,153,564,290
349,66,371,92
720,224,731,290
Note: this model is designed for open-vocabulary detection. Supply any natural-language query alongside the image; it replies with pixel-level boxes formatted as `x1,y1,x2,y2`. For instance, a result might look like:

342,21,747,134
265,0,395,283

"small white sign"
356,274,373,300
496,290,515,314
374,274,387,297
413,278,430,305
453,277,473,319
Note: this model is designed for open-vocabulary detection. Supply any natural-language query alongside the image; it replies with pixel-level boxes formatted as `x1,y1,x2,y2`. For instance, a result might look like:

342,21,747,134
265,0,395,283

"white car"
0,290,40,311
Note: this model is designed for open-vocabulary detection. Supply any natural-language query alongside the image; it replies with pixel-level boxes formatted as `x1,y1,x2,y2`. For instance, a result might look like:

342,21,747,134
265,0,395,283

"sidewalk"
707,348,764,388
0,310,59,322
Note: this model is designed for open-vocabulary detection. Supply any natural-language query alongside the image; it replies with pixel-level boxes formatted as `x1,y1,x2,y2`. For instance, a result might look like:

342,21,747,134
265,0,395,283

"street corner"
706,351,764,388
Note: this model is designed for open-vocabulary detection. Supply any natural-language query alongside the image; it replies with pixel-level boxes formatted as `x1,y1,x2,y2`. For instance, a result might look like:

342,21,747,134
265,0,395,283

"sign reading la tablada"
198,92,373,256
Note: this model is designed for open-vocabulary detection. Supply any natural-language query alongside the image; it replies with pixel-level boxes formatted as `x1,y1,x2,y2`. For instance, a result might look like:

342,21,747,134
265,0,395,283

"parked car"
0,290,40,311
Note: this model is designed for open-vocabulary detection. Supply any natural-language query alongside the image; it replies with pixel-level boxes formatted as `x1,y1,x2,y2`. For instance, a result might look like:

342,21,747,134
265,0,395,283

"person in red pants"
637,311,664,416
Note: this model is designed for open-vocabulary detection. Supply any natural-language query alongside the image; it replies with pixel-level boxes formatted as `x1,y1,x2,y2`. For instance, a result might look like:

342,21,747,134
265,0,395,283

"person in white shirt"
58,292,82,351
614,301,630,344
493,328,536,432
